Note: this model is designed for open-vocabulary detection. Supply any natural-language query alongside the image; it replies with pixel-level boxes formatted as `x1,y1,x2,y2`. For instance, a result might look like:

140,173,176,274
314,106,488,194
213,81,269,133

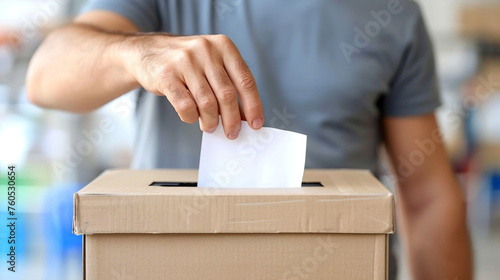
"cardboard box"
73,169,394,280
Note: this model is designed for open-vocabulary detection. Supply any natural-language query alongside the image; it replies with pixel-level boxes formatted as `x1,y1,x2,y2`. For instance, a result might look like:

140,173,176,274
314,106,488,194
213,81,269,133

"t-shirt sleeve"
80,0,160,32
382,6,441,117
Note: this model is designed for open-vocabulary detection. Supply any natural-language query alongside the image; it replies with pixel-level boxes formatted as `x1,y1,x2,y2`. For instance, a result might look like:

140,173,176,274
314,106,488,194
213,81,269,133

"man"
27,0,472,279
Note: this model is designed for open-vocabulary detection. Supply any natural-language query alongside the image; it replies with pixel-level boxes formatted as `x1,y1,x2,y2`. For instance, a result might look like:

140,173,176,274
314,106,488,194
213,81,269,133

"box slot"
149,182,324,187
150,182,197,187
301,182,323,187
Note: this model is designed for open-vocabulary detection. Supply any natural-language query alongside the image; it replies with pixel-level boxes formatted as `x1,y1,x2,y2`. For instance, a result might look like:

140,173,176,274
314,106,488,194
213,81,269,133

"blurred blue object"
476,171,500,234
40,182,83,280
490,172,500,218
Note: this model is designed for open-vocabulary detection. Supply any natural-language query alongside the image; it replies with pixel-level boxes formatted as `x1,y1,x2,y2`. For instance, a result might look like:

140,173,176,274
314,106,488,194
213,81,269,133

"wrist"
107,33,142,89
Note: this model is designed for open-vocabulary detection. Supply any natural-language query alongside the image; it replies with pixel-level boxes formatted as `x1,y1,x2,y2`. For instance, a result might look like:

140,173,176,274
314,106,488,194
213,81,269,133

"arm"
27,11,264,139
383,113,473,280
27,12,140,113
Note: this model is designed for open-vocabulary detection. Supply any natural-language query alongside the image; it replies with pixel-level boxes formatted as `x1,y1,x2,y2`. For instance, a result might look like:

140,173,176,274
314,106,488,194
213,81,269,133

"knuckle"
215,34,229,42
218,88,237,102
174,49,193,64
239,73,256,90
198,97,216,110
194,37,211,50
214,34,232,46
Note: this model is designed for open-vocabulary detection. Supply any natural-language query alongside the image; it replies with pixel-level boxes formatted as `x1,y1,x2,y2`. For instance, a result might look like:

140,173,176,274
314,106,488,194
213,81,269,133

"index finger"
222,47,264,130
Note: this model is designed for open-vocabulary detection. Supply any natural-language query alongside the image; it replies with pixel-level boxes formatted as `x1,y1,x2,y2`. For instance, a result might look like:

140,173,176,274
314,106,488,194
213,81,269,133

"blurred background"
0,0,499,279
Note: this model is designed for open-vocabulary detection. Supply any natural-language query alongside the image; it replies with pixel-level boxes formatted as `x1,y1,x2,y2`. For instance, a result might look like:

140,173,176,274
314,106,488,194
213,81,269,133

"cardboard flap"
72,169,394,235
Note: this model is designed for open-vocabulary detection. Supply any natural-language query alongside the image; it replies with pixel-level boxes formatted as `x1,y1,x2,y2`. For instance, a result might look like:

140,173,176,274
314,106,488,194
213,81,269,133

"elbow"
26,78,41,107
26,72,44,108
25,71,93,114
26,52,47,108
26,83,95,114
398,176,467,220
26,31,61,110
26,54,89,113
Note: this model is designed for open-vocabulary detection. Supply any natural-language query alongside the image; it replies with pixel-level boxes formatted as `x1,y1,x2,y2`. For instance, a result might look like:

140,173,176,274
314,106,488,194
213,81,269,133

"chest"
160,0,397,118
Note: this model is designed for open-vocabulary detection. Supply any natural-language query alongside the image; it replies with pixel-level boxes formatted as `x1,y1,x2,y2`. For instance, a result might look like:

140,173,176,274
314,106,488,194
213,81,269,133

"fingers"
206,65,241,139
161,81,199,124
220,37,264,130
151,34,263,140
184,70,219,133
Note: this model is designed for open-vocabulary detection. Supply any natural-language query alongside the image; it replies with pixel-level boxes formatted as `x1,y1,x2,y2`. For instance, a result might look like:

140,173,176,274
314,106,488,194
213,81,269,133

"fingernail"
252,117,264,129
207,127,216,133
228,131,239,140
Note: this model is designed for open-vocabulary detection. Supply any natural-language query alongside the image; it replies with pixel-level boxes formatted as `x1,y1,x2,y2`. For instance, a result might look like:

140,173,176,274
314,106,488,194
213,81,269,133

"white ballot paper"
198,120,307,188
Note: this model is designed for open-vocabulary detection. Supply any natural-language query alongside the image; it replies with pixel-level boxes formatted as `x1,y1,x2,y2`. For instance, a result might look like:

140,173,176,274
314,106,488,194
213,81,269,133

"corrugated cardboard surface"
76,169,393,279
86,233,387,280
73,169,394,235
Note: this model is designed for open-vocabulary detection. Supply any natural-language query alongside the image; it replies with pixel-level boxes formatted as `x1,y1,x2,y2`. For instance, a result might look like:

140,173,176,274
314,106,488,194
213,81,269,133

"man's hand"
27,11,264,139
124,34,264,139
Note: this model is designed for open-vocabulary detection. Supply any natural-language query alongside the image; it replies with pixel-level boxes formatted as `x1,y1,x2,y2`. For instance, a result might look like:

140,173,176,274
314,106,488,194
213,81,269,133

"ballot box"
73,169,394,280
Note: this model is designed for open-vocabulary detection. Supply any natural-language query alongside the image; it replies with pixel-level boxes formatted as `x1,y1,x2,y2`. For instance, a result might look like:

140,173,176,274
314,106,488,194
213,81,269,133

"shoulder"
338,1,428,64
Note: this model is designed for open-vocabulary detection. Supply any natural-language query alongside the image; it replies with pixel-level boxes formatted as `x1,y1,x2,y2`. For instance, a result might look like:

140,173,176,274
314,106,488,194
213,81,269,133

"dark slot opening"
150,182,197,187
149,182,323,187
301,182,323,187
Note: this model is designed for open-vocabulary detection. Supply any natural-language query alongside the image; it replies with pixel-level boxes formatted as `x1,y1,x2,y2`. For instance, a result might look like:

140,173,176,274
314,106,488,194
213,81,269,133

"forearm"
28,9,264,137
398,175,472,280
27,24,140,113
383,115,473,279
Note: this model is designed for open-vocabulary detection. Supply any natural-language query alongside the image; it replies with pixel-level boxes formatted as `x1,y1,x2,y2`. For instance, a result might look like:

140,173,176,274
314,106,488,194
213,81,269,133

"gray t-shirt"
82,0,440,172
